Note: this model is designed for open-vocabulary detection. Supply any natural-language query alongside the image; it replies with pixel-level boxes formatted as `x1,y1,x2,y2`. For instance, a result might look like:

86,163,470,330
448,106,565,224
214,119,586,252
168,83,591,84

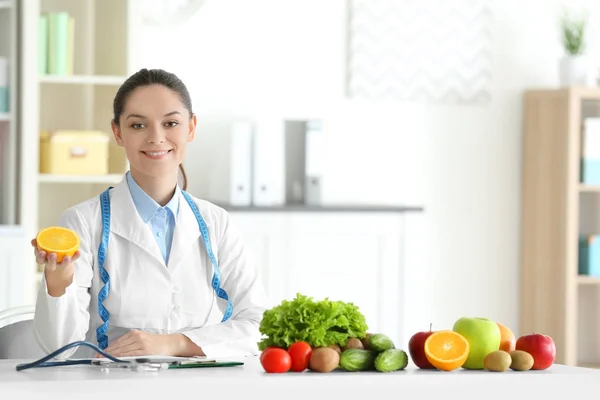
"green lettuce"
257,293,369,350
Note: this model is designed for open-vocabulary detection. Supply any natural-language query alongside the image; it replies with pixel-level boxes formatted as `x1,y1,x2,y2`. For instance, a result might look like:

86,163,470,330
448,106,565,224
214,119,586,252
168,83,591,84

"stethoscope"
17,187,233,371
15,341,206,372
16,341,138,371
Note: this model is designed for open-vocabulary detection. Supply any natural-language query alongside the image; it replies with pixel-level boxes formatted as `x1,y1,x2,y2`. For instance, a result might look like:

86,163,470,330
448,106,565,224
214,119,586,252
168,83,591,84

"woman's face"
112,84,196,182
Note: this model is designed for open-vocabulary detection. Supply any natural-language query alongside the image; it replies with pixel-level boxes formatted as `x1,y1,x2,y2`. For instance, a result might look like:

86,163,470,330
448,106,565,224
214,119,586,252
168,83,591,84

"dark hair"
113,68,193,190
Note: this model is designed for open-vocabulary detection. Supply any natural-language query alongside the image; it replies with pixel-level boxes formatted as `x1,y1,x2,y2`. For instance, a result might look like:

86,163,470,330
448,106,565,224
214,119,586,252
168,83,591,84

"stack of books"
39,12,75,76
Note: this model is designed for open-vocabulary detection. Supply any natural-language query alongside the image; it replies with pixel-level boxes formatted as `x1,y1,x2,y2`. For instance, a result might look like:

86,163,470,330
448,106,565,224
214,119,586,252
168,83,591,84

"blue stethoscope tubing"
15,341,127,371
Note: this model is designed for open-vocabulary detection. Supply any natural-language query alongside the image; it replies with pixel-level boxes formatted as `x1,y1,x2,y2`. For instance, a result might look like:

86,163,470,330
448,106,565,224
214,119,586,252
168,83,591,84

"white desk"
1,357,600,399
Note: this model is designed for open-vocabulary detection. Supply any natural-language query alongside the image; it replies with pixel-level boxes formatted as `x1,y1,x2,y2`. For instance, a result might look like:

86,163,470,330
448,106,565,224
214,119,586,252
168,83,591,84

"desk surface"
220,204,424,213
1,357,599,399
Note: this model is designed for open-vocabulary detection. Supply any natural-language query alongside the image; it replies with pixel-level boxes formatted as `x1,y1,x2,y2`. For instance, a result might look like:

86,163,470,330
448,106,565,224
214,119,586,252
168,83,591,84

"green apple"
452,317,501,370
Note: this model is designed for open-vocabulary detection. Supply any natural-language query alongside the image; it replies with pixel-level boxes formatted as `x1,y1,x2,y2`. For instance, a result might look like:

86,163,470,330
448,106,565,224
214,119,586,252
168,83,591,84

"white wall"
138,0,600,336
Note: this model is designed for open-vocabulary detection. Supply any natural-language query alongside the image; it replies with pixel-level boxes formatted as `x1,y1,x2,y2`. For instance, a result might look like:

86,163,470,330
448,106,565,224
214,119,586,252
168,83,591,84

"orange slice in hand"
424,330,470,371
36,227,80,263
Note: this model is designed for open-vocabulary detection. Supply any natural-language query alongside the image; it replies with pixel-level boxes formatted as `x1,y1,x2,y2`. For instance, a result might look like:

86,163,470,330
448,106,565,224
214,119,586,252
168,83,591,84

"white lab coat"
33,177,269,360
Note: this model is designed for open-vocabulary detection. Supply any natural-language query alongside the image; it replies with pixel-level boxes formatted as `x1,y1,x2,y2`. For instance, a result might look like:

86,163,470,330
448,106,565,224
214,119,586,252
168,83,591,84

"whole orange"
497,322,516,352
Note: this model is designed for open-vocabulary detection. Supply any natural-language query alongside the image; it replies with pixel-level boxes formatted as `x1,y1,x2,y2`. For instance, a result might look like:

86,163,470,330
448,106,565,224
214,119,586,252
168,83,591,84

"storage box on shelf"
520,87,600,368
39,130,110,175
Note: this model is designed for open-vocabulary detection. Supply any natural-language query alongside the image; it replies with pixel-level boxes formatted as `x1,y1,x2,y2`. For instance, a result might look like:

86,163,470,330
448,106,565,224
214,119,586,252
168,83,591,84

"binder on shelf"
282,119,325,205
579,235,600,276
38,14,48,75
66,16,75,75
284,120,308,204
252,119,285,206
41,11,74,76
304,119,325,205
0,57,8,113
251,118,325,206
208,121,254,206
581,118,600,185
230,121,254,205
48,12,69,75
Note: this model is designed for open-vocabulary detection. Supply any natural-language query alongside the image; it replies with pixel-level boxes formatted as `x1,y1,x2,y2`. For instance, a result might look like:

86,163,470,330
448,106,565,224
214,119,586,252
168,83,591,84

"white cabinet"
0,226,31,311
228,209,416,347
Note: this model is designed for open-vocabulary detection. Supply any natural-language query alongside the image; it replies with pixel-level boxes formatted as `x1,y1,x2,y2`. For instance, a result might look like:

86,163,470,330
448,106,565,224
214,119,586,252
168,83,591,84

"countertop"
1,356,599,399
216,204,424,213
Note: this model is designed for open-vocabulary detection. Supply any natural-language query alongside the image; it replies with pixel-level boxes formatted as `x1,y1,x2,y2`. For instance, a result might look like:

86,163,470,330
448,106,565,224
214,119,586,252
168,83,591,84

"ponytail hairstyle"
178,164,188,191
112,68,193,191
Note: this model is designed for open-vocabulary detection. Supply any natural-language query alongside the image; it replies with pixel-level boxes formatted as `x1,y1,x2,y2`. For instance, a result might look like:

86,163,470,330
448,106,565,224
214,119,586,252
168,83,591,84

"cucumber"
374,349,408,372
339,349,376,372
368,333,395,352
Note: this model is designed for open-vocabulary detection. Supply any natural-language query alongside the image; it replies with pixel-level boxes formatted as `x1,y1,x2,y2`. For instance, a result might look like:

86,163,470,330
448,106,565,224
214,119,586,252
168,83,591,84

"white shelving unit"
520,87,600,368
38,174,124,184
39,74,128,85
18,0,142,301
0,0,18,225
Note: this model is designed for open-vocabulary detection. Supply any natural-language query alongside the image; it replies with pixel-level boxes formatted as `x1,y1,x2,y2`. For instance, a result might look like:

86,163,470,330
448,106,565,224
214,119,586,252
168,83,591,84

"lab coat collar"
109,176,205,270
125,171,180,223
167,190,203,270
110,178,165,265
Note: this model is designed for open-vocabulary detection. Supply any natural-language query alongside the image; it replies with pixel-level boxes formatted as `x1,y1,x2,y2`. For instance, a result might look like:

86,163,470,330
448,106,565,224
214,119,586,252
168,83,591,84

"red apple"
515,333,556,370
408,323,436,369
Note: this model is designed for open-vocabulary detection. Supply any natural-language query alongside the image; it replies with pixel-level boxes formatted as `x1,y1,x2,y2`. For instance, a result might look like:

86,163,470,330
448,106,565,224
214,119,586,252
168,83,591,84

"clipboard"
92,355,210,363
168,361,244,369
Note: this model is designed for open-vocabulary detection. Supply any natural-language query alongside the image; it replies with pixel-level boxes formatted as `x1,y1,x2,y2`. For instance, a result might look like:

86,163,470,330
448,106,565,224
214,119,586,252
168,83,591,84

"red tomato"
260,348,291,373
260,346,279,362
287,341,312,372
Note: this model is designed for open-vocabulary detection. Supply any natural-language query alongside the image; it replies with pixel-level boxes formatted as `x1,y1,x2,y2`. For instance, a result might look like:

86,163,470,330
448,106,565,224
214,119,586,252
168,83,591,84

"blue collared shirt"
126,172,179,264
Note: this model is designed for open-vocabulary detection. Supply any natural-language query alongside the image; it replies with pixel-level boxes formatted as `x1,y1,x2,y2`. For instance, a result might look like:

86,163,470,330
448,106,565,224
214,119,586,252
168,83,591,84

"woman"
32,68,269,360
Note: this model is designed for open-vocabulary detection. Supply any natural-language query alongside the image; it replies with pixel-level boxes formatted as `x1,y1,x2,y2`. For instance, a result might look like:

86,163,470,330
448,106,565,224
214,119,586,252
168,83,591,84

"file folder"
208,120,254,206
229,120,254,205
252,119,285,206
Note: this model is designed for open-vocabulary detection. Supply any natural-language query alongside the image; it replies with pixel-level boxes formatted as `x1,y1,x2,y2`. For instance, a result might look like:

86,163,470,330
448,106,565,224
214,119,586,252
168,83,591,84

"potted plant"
558,10,591,86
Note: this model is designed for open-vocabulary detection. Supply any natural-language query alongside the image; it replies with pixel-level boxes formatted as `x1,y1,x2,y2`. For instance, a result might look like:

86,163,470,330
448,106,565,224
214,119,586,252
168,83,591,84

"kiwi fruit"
309,347,340,372
484,350,512,372
509,350,534,371
361,333,373,349
327,344,342,356
342,337,364,351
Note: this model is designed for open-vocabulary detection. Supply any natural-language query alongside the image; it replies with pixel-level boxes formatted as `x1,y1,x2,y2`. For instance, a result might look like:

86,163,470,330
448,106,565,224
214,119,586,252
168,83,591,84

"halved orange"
424,330,470,371
36,226,80,263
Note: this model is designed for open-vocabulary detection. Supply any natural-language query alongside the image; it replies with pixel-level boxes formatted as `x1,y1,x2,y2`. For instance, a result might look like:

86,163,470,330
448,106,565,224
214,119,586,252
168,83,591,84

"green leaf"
257,293,369,350
559,10,587,55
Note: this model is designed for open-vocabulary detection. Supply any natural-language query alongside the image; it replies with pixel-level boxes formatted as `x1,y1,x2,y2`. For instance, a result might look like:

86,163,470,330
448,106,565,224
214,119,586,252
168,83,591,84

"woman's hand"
32,238,80,297
98,330,195,357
